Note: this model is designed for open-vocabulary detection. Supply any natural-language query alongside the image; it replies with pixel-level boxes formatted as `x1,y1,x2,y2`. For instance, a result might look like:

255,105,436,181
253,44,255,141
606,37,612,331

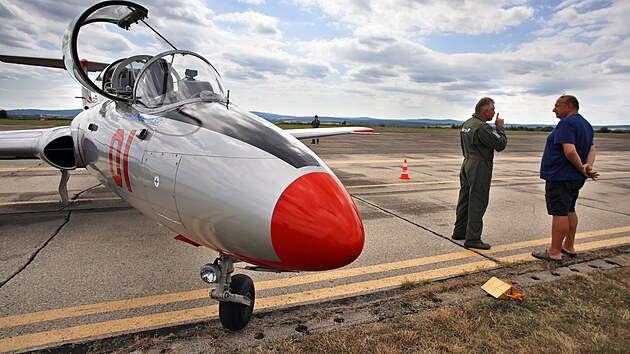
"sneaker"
464,240,491,250
451,234,465,240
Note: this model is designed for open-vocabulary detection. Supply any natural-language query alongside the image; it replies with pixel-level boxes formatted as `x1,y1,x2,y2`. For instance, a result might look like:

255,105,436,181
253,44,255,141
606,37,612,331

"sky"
0,0,629,125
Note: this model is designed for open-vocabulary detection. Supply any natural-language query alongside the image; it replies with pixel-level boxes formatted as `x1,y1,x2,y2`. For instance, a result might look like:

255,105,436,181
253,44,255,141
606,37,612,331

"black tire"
219,274,255,331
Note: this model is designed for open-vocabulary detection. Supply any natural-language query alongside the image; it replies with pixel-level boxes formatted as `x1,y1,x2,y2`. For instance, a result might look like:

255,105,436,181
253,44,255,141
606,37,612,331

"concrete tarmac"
1,128,629,352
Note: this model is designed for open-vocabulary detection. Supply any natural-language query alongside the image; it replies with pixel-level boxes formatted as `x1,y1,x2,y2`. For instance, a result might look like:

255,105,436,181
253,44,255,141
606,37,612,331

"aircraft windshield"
134,51,226,109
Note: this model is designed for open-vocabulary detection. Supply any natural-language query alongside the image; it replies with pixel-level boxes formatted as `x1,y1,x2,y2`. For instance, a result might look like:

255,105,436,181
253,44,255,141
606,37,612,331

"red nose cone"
271,172,365,271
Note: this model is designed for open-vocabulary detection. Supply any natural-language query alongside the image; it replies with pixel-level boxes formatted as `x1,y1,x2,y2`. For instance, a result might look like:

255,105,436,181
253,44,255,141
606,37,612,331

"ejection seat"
178,69,214,99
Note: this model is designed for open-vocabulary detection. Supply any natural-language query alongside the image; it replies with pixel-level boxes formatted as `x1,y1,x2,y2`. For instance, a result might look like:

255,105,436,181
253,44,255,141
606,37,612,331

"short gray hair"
475,97,495,115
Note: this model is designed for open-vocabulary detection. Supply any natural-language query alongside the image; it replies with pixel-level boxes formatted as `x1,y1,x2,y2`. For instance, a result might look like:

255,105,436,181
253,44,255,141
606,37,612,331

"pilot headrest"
185,69,198,79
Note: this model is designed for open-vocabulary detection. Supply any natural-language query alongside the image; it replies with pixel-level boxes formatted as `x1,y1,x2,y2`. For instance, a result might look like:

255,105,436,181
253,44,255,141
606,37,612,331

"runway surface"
1,128,629,352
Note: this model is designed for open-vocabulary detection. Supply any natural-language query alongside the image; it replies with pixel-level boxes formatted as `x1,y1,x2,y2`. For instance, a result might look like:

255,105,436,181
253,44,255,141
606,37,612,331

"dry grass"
0,118,71,126
247,268,630,353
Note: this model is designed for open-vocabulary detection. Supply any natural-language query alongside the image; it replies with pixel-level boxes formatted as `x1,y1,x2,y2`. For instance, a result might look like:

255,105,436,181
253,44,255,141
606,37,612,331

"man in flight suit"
452,97,508,250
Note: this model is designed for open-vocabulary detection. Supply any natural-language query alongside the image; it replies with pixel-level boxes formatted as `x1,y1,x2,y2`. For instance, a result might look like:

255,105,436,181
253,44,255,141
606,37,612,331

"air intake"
43,135,75,169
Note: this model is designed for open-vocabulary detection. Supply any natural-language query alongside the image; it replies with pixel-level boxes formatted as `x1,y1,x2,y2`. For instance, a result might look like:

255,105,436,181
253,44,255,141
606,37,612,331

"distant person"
532,95,598,263
311,115,320,144
452,97,508,250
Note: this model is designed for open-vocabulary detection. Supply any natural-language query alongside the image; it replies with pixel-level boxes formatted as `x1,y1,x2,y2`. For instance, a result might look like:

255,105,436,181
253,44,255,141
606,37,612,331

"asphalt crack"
59,183,104,211
351,194,499,262
0,211,72,289
578,201,630,217
0,182,119,287
0,160,46,178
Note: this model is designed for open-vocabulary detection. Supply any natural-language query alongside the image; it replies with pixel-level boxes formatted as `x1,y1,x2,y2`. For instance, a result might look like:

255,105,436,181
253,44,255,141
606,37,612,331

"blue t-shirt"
540,114,594,181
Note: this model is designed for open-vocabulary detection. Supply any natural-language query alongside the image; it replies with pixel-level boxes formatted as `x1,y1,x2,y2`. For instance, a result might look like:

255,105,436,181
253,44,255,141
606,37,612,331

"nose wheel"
219,274,255,330
200,254,255,330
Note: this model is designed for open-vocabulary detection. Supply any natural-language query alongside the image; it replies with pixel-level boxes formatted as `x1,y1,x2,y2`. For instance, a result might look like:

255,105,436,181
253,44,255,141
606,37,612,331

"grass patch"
246,267,630,353
399,279,416,288
0,118,71,126
495,259,532,268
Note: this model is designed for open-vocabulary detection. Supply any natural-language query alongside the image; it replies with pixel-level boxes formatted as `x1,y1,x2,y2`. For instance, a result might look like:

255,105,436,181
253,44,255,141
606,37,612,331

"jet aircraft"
0,1,374,330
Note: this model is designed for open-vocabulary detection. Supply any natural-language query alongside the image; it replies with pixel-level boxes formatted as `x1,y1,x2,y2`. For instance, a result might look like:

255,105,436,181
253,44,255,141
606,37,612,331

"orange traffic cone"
399,159,410,180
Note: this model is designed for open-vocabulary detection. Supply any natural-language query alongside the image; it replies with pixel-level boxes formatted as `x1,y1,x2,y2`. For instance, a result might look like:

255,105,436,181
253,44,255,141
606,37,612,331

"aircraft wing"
0,129,49,158
286,127,375,139
0,127,76,169
0,55,108,72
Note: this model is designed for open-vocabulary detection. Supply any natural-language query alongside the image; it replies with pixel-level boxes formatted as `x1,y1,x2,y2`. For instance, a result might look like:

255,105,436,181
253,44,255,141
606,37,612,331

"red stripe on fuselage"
122,130,136,192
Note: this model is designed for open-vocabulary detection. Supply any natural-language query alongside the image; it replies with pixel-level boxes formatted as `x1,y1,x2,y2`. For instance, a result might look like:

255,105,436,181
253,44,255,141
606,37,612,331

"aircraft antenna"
140,19,178,51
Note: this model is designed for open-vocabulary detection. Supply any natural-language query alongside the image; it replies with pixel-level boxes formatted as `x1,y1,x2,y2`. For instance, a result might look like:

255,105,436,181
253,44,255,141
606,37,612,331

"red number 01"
109,129,136,192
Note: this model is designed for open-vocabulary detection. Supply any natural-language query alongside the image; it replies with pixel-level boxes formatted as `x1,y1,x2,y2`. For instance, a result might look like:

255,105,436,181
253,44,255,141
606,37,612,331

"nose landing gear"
200,254,255,330
219,273,255,330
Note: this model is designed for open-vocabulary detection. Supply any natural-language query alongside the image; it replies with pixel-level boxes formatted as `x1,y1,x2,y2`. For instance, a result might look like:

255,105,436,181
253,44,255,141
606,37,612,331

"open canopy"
62,1,148,102
61,0,227,109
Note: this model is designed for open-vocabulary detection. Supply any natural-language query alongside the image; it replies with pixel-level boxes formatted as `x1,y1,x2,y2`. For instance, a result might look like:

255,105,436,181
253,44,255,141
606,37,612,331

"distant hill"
3,108,628,130
6,109,82,118
4,108,464,127
251,111,462,127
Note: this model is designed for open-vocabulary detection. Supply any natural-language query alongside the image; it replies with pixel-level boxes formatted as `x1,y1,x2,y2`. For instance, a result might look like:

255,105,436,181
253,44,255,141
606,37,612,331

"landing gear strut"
200,254,255,330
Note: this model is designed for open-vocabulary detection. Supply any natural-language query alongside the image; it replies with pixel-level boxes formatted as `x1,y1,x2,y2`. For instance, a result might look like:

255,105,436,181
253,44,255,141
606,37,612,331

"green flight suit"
453,114,508,241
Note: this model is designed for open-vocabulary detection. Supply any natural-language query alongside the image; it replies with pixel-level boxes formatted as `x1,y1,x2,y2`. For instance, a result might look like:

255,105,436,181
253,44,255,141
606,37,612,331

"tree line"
450,124,627,134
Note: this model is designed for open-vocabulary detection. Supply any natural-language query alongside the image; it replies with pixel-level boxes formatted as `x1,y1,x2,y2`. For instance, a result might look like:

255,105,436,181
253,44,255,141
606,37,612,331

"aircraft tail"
78,59,96,109
80,86,94,110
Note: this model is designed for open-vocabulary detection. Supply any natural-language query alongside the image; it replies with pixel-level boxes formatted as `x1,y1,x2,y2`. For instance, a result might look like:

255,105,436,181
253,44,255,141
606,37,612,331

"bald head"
553,95,579,119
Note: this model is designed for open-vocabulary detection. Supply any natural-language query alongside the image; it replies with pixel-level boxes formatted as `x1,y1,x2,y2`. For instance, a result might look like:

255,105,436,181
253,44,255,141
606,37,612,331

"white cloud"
238,0,266,4
0,0,629,125
293,0,535,35
214,11,282,38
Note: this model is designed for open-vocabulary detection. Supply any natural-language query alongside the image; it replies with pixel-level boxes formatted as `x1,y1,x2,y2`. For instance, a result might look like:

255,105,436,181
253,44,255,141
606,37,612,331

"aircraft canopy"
61,1,226,109
133,51,226,109
62,1,148,102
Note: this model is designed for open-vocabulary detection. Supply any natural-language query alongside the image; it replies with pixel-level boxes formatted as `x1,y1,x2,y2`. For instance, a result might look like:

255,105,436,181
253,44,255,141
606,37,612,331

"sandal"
561,248,577,258
531,249,562,264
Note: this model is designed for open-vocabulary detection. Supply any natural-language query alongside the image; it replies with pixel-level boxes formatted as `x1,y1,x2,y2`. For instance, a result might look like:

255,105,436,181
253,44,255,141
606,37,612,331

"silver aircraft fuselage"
71,97,364,272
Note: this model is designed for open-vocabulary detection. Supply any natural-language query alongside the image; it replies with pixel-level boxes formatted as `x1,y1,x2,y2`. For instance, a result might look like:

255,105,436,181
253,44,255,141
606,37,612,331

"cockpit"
62,1,227,111
100,55,151,97
133,51,226,109
97,50,226,109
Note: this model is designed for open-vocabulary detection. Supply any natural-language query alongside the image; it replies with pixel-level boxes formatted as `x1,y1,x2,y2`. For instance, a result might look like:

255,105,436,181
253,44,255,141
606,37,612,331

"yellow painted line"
480,226,630,255
0,251,482,330
0,289,210,329
254,260,497,308
497,235,630,263
0,260,495,353
347,171,630,189
1,226,628,331
4,233,630,353
0,197,121,206
0,305,220,353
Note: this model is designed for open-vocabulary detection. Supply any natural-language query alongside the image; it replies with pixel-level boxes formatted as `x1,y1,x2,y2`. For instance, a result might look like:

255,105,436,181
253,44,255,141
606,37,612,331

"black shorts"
545,180,586,216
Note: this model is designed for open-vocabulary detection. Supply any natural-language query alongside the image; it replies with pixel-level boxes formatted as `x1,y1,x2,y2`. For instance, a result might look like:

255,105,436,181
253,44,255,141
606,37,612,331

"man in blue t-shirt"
532,95,599,263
